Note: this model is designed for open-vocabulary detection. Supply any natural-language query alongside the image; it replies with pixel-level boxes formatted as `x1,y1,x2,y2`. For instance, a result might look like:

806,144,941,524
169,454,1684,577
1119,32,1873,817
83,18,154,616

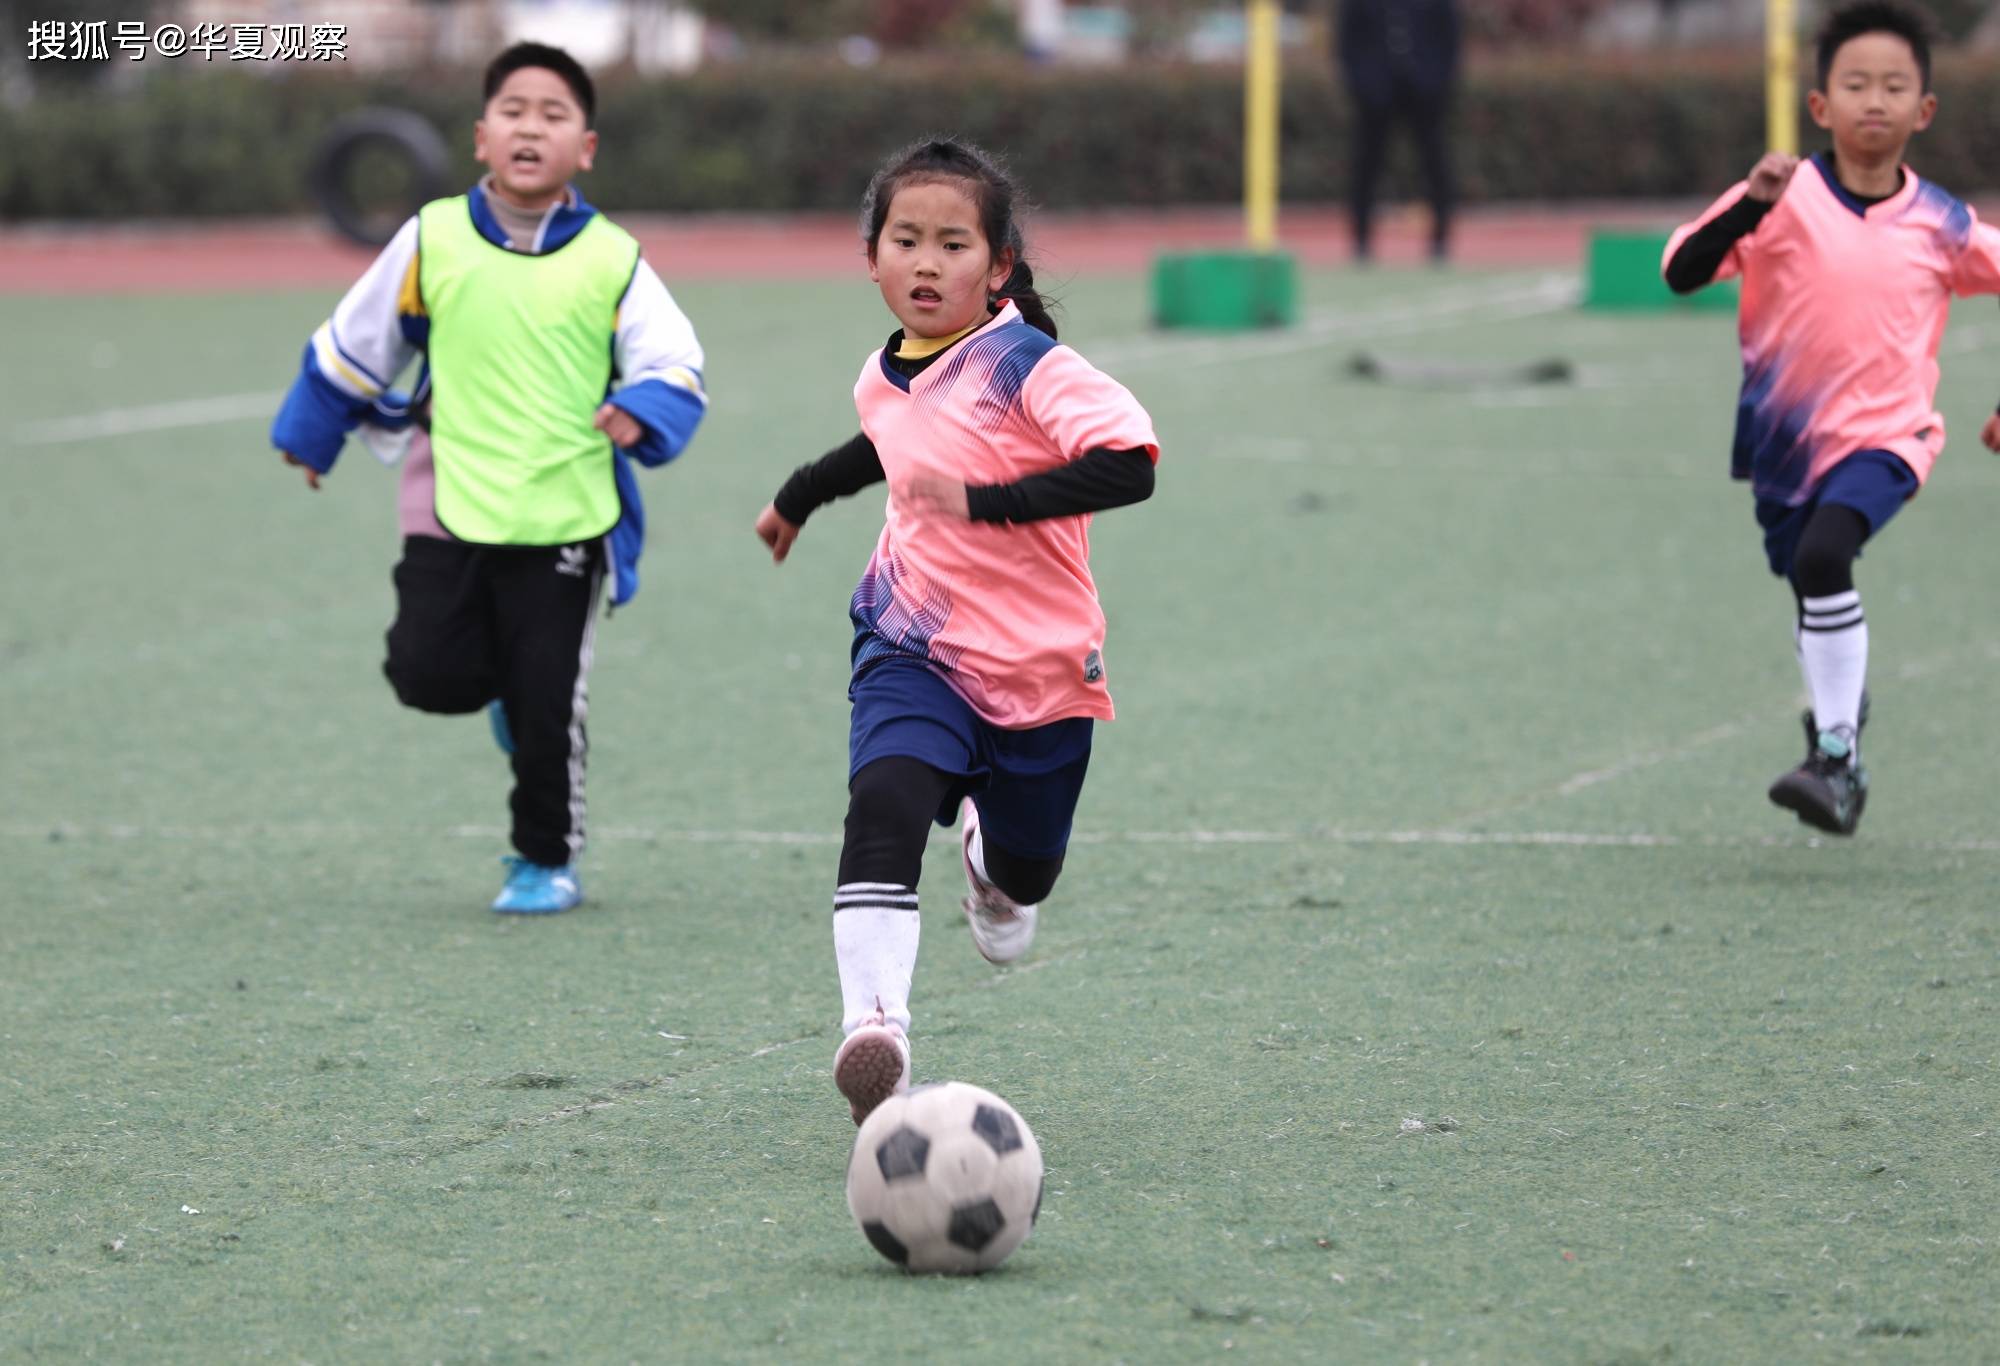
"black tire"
309,108,450,248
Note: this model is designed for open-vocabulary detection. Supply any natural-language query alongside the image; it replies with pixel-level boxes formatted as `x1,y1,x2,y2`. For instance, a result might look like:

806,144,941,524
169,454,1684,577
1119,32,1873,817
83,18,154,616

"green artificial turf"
2,267,1995,1362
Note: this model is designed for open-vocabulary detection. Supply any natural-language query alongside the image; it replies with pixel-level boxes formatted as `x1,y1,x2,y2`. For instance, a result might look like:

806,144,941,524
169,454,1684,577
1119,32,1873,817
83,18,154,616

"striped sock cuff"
834,881,919,912
1800,590,1864,633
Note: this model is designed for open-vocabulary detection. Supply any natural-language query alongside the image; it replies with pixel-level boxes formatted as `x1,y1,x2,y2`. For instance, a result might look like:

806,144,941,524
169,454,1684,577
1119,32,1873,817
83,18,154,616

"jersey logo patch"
1082,650,1103,684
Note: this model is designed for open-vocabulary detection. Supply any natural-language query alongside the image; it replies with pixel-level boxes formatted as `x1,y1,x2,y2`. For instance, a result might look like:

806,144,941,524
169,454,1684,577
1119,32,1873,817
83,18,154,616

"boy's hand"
755,502,801,563
281,451,321,490
1746,152,1801,204
594,402,644,448
1981,412,2000,452
902,473,970,520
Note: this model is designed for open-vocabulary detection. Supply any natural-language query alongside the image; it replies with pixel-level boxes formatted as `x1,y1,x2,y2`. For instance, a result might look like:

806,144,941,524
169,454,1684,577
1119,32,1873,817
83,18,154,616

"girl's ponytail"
991,227,1057,339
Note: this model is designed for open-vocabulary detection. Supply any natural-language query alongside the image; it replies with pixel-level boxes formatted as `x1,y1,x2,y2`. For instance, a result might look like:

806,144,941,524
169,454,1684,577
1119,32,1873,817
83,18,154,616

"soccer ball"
846,1081,1044,1274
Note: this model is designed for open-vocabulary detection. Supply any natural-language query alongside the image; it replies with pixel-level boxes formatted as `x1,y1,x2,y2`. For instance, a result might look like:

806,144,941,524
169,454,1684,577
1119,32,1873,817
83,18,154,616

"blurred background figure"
1336,0,1461,263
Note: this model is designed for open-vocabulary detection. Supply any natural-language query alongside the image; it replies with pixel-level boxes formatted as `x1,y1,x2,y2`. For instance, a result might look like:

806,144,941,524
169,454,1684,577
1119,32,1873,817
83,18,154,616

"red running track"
0,202,1722,295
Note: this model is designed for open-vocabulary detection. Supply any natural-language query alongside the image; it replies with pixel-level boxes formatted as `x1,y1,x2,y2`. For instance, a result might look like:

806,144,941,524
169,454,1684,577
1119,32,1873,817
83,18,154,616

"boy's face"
475,66,596,209
1809,32,1935,162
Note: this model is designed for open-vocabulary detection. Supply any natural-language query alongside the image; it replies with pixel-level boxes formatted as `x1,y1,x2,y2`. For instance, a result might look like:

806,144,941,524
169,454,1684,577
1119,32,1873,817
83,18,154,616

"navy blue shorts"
1755,449,1918,579
849,654,1093,862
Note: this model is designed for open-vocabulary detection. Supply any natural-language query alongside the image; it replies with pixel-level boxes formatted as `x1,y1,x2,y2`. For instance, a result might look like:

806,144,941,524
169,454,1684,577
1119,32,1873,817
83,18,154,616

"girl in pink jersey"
1662,0,2000,836
753,140,1161,1123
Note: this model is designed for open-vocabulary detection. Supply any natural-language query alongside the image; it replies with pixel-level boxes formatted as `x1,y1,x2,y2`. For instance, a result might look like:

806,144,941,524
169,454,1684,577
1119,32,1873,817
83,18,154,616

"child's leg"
959,726,1091,964
491,540,606,868
1789,504,1870,753
971,837,1066,908
970,722,1091,903
835,755,957,1036
969,760,1088,903
382,536,497,715
832,751,960,1122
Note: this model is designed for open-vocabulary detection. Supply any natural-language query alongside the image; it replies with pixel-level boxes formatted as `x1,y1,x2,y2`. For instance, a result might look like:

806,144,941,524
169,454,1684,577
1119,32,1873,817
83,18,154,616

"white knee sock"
833,885,919,1036
1798,591,1867,753
966,822,991,887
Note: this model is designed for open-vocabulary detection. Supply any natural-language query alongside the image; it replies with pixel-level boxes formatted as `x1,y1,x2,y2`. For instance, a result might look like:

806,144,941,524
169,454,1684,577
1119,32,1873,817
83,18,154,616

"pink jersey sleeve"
1023,347,1161,465
1663,181,1760,284
1949,212,2000,297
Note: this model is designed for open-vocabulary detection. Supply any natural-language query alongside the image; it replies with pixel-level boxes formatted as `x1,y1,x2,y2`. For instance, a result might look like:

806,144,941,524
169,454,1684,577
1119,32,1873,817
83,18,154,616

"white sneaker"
833,1009,910,1126
959,799,1039,965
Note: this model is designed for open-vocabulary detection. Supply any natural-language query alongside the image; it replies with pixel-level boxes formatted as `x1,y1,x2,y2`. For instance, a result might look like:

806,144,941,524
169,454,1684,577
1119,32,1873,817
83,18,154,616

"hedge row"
5,52,1998,220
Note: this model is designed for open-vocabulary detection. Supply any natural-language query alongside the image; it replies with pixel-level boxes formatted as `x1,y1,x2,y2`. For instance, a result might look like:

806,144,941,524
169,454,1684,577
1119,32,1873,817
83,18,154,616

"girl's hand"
594,402,644,448
755,502,801,563
1982,412,2000,452
902,473,970,520
1745,152,1801,204
281,451,321,490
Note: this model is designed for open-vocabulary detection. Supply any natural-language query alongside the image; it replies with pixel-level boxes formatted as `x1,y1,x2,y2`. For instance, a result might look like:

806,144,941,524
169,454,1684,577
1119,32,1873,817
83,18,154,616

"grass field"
3,266,1997,1363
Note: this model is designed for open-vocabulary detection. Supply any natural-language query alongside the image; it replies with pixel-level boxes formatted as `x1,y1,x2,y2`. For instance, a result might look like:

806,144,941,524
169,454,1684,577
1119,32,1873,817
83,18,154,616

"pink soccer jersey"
849,301,1160,729
1665,154,2000,505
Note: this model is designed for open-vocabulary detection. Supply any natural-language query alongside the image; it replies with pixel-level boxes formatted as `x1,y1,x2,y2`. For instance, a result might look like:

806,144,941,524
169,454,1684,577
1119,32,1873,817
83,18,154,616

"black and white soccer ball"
846,1081,1044,1274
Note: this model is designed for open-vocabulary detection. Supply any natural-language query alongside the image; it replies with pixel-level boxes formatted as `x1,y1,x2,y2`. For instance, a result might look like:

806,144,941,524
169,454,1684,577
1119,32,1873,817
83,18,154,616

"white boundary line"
1091,272,1581,373
10,392,274,446
7,276,1581,449
1445,643,2000,829
1216,436,1713,483
6,820,1997,853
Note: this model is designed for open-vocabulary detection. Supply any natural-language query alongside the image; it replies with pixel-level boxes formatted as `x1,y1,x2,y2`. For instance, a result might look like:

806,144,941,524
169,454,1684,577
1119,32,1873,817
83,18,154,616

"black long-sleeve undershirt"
772,325,1156,527
771,433,1155,528
1664,192,1774,295
772,432,883,526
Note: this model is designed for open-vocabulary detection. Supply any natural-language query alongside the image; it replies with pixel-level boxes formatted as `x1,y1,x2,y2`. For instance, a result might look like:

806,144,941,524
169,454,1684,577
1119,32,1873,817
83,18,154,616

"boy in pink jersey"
753,140,1160,1123
1663,0,2000,835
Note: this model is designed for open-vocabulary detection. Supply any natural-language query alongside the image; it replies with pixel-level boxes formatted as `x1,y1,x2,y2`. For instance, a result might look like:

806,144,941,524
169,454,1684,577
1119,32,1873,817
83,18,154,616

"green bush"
4,51,1996,221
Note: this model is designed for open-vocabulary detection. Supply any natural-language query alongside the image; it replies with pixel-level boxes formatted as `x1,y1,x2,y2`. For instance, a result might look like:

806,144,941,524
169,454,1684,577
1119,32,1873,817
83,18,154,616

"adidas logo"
554,545,588,578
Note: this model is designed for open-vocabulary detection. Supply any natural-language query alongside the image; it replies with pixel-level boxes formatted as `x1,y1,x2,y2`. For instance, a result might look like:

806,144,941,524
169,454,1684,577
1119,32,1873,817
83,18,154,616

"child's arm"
907,347,1159,523
1662,154,1797,295
1947,214,2000,298
1944,215,2000,453
907,448,1155,523
755,434,887,563
270,217,425,484
597,259,706,466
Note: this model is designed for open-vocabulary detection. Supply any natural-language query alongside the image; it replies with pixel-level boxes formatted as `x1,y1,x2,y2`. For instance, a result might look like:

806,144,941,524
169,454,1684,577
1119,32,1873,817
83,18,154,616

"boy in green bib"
271,44,707,914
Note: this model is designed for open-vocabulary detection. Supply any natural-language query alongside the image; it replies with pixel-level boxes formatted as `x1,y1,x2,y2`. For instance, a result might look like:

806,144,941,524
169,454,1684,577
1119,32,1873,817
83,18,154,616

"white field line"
1216,436,1712,483
10,286,1970,450
1448,643,2000,827
1552,716,1766,797
1089,272,1581,374
1941,325,1995,357
6,819,1998,854
6,277,1578,449
10,392,273,446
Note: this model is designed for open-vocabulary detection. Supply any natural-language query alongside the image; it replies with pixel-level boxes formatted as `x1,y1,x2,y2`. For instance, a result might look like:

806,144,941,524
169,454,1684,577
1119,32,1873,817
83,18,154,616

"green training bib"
418,197,639,545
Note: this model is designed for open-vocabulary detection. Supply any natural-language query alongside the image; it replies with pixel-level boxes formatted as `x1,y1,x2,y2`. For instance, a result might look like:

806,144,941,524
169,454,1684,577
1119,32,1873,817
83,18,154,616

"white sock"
832,884,919,1036
966,821,991,887
1798,591,1867,755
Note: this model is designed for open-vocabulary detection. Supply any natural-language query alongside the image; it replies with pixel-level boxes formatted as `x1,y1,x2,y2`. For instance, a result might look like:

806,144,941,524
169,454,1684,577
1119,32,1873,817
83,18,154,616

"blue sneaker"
491,856,582,914
487,700,515,755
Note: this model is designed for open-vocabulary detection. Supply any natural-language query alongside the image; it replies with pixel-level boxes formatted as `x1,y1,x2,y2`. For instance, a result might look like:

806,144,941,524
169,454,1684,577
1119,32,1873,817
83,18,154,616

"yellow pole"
1244,0,1280,251
1767,0,1798,154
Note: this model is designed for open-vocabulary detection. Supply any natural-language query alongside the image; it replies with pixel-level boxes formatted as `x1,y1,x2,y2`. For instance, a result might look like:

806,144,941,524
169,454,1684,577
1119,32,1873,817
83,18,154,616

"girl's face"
868,181,1014,339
